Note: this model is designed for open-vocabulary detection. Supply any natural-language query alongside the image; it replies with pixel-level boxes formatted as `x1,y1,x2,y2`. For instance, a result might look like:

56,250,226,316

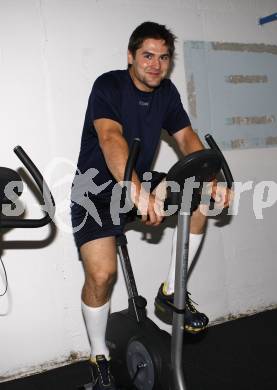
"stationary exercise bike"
105,135,233,390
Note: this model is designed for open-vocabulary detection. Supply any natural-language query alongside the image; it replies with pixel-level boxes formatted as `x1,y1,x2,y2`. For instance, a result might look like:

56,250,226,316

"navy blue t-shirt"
75,70,190,192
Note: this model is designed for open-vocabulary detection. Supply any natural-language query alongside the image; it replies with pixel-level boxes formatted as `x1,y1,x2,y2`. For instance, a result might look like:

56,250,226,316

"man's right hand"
132,186,164,226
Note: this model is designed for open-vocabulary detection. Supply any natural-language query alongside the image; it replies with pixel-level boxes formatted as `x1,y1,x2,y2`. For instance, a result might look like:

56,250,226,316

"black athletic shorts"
70,171,166,249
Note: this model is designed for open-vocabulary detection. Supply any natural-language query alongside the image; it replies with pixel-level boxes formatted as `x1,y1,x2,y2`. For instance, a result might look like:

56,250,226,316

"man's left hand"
211,179,233,209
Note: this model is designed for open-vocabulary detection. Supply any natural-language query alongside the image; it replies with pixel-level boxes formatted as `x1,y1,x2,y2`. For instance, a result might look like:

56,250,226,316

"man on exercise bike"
71,21,230,390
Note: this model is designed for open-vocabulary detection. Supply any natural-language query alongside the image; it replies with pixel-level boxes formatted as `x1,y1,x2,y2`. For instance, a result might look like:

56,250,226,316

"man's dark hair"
128,21,176,58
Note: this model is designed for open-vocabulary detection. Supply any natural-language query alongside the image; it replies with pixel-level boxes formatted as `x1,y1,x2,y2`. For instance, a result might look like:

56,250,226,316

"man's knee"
85,267,117,290
190,207,207,234
80,236,117,291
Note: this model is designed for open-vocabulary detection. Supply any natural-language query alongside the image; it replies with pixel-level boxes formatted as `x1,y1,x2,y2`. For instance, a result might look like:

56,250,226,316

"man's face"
128,38,172,92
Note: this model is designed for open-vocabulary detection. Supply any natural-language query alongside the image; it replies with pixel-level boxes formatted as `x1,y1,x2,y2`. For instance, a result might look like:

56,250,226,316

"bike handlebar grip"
0,146,55,228
205,134,234,189
120,138,141,219
124,138,141,182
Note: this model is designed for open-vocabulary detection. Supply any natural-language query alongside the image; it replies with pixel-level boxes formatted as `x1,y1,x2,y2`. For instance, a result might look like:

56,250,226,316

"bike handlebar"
0,146,55,228
205,134,234,188
124,138,141,183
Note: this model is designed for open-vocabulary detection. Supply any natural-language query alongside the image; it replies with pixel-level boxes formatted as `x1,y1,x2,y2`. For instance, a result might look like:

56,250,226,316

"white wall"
0,0,277,381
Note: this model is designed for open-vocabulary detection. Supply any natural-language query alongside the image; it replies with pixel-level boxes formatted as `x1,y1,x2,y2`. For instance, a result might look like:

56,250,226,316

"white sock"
81,300,110,359
164,228,203,295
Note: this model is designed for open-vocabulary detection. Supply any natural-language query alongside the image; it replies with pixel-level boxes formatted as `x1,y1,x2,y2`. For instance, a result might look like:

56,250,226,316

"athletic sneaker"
89,355,117,389
154,283,209,333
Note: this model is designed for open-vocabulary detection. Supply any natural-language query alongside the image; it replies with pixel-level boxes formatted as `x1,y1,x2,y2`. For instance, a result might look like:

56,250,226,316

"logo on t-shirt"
139,100,149,106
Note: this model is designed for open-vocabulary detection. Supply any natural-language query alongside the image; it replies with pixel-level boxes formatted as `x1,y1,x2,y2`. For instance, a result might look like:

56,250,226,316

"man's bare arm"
94,118,140,186
172,125,204,155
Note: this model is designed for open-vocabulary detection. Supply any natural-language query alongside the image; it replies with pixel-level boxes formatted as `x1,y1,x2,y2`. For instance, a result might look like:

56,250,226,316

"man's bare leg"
80,236,117,358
